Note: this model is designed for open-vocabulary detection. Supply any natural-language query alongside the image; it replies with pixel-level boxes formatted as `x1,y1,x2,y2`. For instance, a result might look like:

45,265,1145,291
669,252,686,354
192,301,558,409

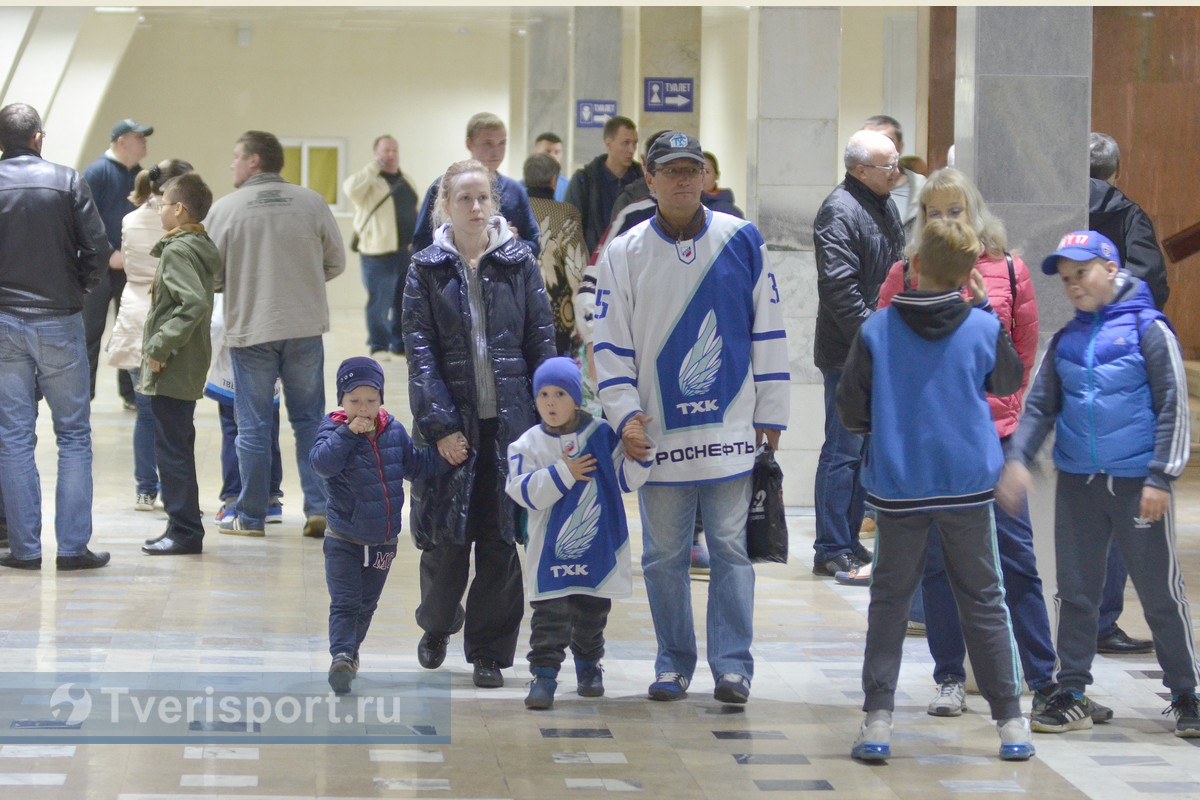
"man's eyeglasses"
657,164,703,181
862,161,900,173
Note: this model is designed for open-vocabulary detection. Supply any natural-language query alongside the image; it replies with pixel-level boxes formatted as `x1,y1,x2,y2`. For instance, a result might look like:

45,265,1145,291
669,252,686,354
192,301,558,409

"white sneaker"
997,717,1035,761
927,680,967,717
135,492,156,512
851,709,892,761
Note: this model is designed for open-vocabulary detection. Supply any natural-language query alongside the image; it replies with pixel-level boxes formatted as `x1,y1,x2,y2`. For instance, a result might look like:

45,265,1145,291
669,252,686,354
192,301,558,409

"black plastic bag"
747,445,788,563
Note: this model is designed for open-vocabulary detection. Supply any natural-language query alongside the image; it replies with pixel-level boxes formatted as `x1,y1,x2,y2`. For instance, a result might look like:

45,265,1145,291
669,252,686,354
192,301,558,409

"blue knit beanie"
337,356,384,404
533,357,582,407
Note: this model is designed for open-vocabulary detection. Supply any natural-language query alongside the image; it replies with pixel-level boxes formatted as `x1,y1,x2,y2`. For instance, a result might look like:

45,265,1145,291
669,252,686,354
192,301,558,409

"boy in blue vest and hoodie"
505,357,654,710
837,218,1032,762
311,357,466,694
998,230,1199,737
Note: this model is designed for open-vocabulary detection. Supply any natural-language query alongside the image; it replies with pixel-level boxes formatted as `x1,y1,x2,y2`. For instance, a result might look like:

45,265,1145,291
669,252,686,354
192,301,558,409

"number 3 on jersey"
768,273,780,304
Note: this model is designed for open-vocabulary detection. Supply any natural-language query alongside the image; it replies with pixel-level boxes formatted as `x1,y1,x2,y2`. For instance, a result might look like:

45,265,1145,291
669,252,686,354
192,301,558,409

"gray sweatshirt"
207,173,345,348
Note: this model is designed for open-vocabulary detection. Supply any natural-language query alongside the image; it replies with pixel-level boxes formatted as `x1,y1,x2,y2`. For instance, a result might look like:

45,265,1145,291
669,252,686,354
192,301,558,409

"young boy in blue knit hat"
999,230,1199,737
505,357,655,709
310,356,466,694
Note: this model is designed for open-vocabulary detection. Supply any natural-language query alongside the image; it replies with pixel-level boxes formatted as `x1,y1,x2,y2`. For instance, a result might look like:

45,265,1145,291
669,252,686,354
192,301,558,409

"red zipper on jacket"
368,416,391,541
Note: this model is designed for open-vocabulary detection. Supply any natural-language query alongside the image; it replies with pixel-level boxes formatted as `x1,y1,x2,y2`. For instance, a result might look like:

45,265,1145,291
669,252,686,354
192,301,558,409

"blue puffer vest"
1052,279,1166,476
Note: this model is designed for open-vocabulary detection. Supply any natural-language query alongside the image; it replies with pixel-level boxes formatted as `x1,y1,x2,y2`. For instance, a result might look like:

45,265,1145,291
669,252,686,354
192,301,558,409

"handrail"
1163,220,1200,263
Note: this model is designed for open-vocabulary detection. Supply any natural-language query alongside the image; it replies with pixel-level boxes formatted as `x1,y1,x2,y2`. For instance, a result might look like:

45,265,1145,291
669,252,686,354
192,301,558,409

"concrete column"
2,7,91,113
570,7,622,172
955,7,1092,655
955,6,1091,332
524,8,571,156
746,7,842,506
638,7,701,138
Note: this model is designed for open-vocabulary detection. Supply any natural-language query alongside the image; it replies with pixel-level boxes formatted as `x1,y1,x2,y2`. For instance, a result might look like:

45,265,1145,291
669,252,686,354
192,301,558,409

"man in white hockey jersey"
593,131,789,705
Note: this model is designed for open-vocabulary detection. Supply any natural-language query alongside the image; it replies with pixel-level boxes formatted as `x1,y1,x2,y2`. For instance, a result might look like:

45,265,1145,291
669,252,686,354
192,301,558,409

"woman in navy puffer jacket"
402,159,556,688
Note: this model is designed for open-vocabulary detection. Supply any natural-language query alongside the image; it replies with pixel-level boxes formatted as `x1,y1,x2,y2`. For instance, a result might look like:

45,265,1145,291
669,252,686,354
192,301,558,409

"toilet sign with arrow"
576,100,617,129
643,77,694,113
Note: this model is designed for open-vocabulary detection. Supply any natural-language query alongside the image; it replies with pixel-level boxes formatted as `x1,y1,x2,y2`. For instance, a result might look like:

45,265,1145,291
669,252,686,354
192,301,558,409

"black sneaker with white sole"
1166,692,1200,738
1032,689,1093,733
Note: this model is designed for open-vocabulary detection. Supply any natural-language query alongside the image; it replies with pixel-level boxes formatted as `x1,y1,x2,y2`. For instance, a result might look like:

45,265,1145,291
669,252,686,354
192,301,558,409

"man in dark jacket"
410,113,541,257
566,116,643,254
0,103,112,571
1088,132,1169,311
812,129,905,578
1086,133,1167,656
82,117,153,406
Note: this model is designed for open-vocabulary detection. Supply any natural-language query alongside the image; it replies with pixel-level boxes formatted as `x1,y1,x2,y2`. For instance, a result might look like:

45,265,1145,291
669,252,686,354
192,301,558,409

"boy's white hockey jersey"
506,415,653,601
593,209,789,484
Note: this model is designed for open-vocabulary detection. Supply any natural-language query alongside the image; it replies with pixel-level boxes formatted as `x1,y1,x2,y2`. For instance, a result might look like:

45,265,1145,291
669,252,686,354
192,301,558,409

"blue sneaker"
266,498,283,525
714,673,751,704
218,515,265,537
851,710,892,761
648,671,690,701
525,667,558,710
215,502,237,524
997,718,1035,761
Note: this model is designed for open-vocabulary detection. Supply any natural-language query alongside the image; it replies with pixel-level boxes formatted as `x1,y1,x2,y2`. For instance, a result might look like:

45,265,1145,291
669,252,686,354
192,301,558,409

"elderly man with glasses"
811,129,905,580
593,131,789,706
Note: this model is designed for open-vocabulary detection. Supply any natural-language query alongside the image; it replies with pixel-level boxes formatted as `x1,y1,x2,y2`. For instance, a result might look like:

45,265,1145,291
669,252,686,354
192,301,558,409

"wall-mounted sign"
577,100,618,128
643,78,694,113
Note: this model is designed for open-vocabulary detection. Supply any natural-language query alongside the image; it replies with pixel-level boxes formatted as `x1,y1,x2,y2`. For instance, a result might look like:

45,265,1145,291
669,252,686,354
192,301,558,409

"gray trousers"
528,595,611,671
863,504,1023,720
1054,472,1199,694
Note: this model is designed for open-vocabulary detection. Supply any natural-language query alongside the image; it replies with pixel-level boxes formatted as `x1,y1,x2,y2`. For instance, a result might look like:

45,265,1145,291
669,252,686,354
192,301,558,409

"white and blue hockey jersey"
505,414,654,601
593,209,789,484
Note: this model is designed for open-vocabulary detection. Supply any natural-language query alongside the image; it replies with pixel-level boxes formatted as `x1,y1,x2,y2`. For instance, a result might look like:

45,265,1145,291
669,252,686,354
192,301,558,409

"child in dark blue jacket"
311,356,466,694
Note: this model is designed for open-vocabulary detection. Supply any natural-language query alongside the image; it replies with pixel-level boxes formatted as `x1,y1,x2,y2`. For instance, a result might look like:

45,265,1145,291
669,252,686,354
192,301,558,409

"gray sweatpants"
862,504,1023,720
1054,471,1199,694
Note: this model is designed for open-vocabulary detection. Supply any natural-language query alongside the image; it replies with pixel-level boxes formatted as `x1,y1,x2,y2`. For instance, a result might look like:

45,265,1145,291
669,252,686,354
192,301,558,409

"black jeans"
150,395,203,545
415,417,524,667
528,595,611,671
82,268,133,402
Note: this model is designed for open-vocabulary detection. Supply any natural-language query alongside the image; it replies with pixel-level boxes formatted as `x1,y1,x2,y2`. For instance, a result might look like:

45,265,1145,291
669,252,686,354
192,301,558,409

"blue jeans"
325,535,396,658
921,495,1056,691
0,312,93,559
813,368,866,563
639,475,755,681
230,337,327,527
128,368,158,496
1097,542,1128,637
217,402,283,502
361,253,402,353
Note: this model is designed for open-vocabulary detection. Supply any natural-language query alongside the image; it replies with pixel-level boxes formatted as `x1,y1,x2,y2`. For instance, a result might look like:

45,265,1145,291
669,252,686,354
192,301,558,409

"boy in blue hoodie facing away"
998,230,1199,737
505,357,654,710
837,218,1032,762
311,357,466,694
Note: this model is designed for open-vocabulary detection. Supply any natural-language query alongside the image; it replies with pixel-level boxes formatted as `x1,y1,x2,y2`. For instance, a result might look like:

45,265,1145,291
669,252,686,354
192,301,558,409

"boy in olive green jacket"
140,172,221,556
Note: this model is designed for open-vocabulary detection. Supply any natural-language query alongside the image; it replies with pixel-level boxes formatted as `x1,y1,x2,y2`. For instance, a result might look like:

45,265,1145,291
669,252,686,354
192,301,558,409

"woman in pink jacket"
870,168,1067,721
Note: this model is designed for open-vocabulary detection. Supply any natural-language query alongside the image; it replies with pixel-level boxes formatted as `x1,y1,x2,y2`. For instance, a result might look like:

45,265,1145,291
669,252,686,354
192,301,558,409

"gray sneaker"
928,680,967,717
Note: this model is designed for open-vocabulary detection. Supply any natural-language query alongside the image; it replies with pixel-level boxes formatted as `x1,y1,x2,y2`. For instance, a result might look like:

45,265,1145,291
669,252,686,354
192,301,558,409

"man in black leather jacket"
0,102,112,571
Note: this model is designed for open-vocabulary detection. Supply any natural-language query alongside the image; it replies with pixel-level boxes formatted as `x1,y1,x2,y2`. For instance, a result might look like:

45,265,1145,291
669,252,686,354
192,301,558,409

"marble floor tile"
0,321,1195,800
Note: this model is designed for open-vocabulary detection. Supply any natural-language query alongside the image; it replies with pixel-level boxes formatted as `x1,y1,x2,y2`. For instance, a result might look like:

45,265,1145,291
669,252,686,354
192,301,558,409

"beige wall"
700,7,750,205
89,9,517,311
837,7,919,172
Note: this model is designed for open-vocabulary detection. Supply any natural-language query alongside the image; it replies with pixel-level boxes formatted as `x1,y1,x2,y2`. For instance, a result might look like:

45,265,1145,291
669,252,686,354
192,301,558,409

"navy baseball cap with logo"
1040,230,1122,275
646,131,704,167
110,119,154,140
336,356,384,404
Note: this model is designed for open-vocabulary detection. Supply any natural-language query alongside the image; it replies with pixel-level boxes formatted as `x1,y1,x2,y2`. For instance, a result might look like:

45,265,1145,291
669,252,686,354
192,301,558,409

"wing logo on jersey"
554,480,601,560
678,310,722,398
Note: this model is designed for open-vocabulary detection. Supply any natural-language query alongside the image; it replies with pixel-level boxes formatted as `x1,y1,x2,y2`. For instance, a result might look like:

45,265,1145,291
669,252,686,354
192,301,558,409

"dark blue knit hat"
337,356,384,404
533,357,582,407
